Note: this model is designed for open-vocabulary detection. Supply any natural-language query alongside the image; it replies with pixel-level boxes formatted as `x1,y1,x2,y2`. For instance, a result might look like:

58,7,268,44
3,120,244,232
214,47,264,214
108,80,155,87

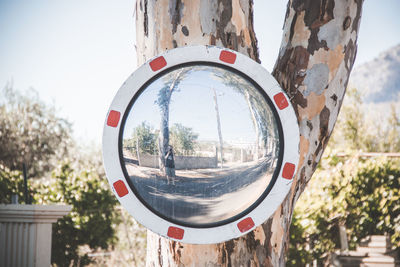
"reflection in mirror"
121,65,281,226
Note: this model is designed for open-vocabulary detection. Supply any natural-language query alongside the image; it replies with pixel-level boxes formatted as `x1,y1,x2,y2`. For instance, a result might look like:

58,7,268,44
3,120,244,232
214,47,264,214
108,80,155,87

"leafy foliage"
125,122,199,157
125,121,158,155
0,85,72,178
287,210,313,266
287,87,400,266
344,159,400,247
330,88,400,152
111,209,147,266
170,123,199,156
0,164,25,203
0,86,121,266
34,163,119,267
288,156,400,266
0,160,120,266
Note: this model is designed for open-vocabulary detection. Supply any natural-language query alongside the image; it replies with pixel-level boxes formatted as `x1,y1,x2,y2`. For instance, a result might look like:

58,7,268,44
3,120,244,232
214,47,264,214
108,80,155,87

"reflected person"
165,145,175,185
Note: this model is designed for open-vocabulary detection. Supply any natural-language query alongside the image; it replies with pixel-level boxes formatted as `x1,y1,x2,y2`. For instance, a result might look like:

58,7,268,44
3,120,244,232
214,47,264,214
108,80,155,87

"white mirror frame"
102,46,299,244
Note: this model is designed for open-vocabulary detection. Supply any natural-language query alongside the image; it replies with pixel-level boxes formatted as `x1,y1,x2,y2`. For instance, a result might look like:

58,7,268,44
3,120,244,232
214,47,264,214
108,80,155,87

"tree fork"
136,0,363,266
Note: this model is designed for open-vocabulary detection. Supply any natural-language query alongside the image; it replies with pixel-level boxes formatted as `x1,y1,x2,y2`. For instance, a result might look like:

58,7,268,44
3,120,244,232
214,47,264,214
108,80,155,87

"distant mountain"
349,44,400,103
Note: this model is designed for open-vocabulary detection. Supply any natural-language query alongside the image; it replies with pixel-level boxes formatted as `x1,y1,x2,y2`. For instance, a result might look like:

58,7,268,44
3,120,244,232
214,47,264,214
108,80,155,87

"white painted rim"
102,46,300,244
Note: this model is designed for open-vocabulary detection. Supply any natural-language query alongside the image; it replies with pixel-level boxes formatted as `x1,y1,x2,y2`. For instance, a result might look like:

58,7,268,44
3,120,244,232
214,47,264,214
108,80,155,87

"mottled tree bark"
135,0,363,266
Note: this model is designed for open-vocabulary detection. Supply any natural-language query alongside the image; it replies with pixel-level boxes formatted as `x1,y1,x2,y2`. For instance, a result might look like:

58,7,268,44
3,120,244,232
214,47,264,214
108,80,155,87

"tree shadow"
126,156,276,224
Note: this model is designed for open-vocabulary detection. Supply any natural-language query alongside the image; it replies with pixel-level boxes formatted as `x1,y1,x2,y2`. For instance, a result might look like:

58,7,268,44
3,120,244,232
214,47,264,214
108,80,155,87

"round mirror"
103,46,300,243
120,64,282,227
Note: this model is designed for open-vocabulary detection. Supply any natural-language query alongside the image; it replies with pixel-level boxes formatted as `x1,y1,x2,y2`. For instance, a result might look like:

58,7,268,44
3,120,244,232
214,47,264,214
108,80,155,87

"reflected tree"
125,121,158,156
212,70,275,159
247,90,277,157
155,68,192,174
170,123,199,156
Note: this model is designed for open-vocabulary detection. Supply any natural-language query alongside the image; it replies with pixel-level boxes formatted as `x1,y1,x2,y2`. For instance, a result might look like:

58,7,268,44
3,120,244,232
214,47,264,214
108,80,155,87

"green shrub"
34,163,119,266
287,157,400,265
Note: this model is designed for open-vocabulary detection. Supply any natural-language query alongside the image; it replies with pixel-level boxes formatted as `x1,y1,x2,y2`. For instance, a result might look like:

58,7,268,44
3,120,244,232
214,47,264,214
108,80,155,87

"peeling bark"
135,0,364,266
135,0,259,65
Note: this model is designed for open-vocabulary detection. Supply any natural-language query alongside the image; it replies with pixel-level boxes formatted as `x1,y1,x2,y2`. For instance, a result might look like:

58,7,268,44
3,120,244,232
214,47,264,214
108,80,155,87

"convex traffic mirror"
103,46,299,244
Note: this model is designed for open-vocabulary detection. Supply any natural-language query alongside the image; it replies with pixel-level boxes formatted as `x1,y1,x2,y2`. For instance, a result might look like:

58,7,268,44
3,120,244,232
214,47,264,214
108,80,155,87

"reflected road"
125,156,276,225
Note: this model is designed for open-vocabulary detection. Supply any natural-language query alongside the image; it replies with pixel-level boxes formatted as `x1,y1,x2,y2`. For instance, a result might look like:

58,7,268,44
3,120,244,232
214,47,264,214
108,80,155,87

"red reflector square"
237,217,255,233
113,180,128,197
150,56,167,71
167,226,184,240
219,50,237,64
107,110,120,127
282,163,295,180
273,92,289,110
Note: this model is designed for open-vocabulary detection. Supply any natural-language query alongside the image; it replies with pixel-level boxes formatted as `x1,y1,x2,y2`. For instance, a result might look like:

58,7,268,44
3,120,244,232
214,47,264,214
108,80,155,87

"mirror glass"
121,64,281,226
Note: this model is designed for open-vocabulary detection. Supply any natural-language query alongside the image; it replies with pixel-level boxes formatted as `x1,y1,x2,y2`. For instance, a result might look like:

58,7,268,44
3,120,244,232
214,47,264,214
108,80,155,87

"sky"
0,0,399,145
124,65,277,143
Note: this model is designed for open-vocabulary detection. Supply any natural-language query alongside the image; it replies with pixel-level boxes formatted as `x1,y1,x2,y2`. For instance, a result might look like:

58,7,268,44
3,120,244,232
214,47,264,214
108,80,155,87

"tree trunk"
157,69,185,175
212,88,224,168
135,0,363,266
158,97,170,175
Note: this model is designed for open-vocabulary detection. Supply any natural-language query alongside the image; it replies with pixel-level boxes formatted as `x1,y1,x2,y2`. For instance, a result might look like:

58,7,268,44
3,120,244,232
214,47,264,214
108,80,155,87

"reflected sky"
125,65,262,142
